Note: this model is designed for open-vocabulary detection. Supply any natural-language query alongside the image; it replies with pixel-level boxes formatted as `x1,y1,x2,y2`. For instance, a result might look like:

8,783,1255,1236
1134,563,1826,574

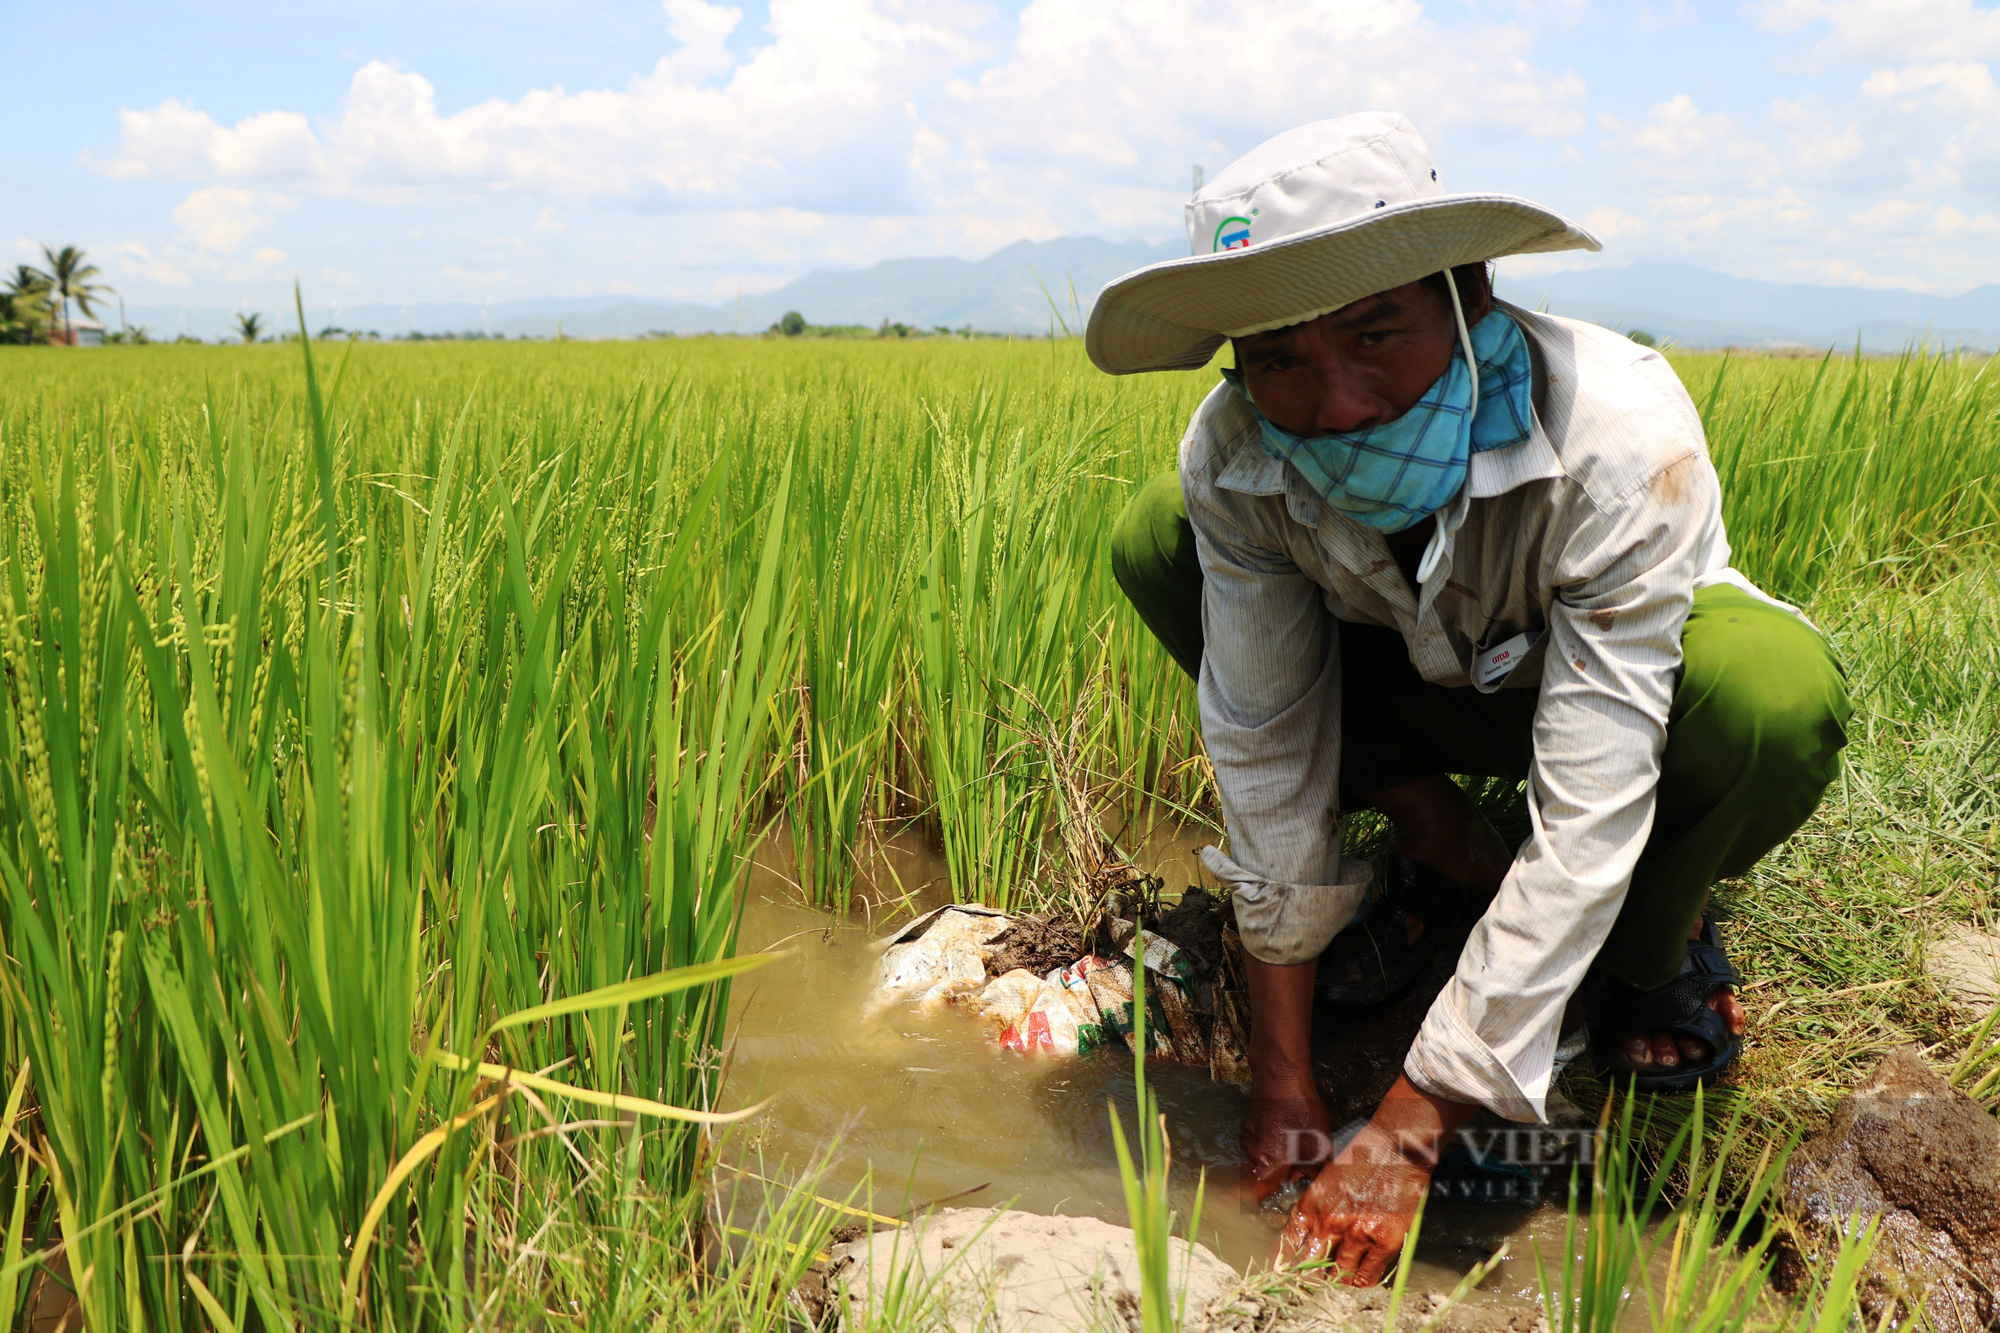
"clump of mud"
1775,1046,2000,1333
985,915,1086,978
1150,885,1227,975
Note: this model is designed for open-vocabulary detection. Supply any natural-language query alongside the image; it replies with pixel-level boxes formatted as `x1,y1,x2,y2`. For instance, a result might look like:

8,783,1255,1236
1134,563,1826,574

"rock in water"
1778,1046,2000,1332
828,1208,1244,1332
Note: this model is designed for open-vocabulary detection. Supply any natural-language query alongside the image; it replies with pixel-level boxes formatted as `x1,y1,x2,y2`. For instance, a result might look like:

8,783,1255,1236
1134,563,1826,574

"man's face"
1233,275,1491,438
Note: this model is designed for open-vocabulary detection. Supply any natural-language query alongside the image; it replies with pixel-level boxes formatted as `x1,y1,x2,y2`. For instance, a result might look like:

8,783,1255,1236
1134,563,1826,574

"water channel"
720,825,1579,1306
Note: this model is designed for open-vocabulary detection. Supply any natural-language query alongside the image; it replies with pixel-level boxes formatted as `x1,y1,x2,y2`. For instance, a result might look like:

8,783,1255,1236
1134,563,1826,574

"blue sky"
9,1,2000,313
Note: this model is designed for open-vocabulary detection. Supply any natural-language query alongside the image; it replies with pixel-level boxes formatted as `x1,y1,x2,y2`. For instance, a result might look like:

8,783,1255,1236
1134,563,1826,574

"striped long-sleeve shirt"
1182,302,1787,1123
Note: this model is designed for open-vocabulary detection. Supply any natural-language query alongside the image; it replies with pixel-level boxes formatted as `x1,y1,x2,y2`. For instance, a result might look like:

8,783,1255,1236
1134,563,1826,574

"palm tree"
235,312,265,344
33,245,112,346
0,266,53,346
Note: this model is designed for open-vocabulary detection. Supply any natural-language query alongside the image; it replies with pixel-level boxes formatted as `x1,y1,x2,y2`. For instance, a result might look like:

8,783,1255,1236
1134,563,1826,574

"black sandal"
1593,918,1743,1092
1315,856,1470,1006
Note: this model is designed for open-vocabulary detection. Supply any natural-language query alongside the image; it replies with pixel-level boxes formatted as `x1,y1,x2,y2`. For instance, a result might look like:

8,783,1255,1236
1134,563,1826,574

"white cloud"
95,101,328,183
96,1,988,207
1636,2,1698,32
1935,203,2000,234
72,0,2000,300
90,0,1585,247
1861,59,2000,113
172,188,292,252
661,0,743,83
1607,96,1782,191
1582,204,1650,238
1649,186,1817,237
112,242,191,286
1756,0,2000,66
1765,99,1871,180
1850,196,1928,229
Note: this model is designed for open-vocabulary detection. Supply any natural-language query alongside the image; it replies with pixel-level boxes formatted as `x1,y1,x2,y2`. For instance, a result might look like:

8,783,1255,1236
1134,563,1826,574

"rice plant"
1109,939,1206,1332
0,322,800,1326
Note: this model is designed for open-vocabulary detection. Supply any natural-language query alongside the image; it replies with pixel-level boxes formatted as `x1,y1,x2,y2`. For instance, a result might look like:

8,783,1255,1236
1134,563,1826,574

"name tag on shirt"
1474,631,1540,690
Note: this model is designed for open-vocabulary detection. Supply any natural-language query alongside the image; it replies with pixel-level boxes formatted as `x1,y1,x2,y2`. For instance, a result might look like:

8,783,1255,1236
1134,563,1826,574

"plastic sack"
1043,958,1113,1055
873,905,1014,1012
972,965,1112,1057
969,968,1042,1028
1207,928,1253,1087
1120,928,1209,1065
1076,956,1169,1057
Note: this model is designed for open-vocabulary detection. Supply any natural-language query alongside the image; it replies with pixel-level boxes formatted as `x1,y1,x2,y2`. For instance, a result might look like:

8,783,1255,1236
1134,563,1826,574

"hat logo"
1213,215,1253,251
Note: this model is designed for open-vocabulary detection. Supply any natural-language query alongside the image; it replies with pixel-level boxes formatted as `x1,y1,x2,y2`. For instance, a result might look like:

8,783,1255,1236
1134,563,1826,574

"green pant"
1111,472,1851,989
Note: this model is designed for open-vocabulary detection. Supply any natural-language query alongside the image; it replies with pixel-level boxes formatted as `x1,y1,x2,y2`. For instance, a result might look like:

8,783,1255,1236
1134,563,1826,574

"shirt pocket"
1471,621,1548,693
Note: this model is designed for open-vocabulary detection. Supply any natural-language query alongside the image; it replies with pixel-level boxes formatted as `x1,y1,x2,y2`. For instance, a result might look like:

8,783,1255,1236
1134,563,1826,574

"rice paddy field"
0,329,1996,1330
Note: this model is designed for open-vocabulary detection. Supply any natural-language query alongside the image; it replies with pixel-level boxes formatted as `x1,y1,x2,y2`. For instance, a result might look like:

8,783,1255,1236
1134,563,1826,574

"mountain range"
124,240,2000,352
1498,262,2000,353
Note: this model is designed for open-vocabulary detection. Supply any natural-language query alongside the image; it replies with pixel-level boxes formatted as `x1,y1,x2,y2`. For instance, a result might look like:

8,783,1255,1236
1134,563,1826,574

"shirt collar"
1466,408,1563,498
1211,401,1289,495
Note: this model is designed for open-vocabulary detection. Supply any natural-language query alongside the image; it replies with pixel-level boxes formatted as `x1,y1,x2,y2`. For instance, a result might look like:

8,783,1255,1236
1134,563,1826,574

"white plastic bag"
873,905,1014,1012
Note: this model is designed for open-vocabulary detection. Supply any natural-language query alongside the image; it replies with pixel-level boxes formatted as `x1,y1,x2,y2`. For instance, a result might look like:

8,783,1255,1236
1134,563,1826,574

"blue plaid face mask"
1222,293,1535,535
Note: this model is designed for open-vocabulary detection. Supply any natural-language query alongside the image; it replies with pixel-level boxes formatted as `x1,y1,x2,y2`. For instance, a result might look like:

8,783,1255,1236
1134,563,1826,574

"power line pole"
1192,164,1204,196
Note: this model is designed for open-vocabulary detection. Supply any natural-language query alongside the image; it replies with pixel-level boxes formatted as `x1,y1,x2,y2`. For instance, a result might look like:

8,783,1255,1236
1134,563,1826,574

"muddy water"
720,825,1571,1303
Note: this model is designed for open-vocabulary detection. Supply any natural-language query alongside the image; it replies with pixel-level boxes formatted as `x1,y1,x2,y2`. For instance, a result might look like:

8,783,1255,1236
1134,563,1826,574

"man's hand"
1279,1075,1477,1285
1241,1085,1334,1201
1241,953,1328,1201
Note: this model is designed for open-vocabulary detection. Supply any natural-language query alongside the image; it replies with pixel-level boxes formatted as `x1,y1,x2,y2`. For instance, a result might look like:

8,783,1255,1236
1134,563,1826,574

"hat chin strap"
1442,269,1479,403
1413,269,1480,587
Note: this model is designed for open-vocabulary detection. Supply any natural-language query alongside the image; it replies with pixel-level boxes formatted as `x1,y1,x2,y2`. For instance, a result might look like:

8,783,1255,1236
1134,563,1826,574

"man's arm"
1181,451,1369,1196
1404,449,1721,1118
1189,482,1370,967
1239,954,1327,1197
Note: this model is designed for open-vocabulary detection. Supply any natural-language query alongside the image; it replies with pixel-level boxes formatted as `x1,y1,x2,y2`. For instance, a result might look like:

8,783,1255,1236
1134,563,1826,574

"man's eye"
1355,330,1391,348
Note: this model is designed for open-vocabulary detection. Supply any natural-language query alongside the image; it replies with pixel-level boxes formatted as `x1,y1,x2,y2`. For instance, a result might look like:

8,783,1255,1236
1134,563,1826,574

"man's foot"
1610,986,1746,1071
1315,774,1513,1007
1316,857,1472,1005
1597,917,1746,1086
1368,774,1512,948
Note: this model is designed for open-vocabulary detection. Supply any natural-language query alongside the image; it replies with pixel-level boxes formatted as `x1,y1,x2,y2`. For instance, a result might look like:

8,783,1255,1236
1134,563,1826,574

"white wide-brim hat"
1086,112,1600,375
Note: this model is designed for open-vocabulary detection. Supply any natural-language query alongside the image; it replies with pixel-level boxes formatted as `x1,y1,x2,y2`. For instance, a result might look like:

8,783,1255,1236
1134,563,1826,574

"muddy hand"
1278,1118,1433,1285
1240,1087,1333,1203
1278,1074,1478,1285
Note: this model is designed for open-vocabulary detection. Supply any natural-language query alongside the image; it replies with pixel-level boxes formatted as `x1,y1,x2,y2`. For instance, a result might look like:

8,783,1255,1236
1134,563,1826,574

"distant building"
50,316,105,347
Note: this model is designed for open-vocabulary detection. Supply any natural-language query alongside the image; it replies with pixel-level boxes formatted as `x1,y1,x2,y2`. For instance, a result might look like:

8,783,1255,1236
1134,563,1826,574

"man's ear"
1465,264,1495,324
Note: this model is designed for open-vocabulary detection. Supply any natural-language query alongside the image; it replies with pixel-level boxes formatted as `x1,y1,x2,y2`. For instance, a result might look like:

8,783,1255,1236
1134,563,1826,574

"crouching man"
1087,113,1849,1283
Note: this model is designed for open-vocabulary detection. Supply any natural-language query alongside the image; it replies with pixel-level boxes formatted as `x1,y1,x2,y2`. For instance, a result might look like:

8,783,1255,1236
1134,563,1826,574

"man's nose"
1312,370,1388,435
